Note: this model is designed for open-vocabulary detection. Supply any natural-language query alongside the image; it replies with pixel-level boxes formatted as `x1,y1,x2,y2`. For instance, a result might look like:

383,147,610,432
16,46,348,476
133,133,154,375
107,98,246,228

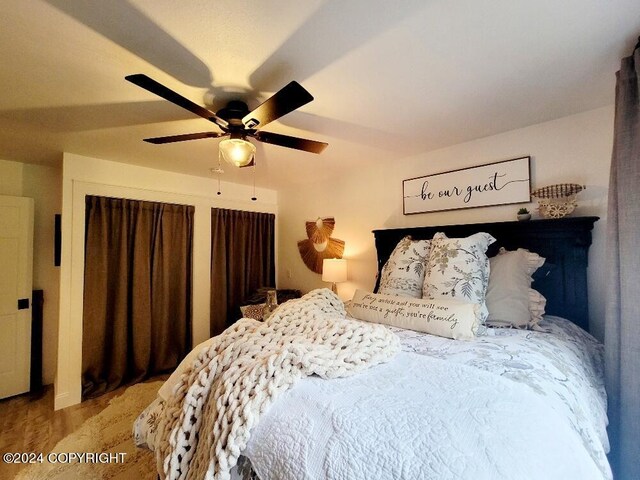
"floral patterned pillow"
422,232,495,320
378,236,431,298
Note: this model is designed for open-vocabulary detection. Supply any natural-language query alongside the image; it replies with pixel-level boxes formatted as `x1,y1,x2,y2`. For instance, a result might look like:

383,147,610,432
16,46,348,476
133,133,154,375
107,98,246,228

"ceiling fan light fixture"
219,138,256,167
126,74,327,155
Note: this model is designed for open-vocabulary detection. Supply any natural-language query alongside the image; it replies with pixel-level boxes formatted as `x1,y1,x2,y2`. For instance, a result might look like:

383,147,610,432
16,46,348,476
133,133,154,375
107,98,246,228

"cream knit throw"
155,288,399,480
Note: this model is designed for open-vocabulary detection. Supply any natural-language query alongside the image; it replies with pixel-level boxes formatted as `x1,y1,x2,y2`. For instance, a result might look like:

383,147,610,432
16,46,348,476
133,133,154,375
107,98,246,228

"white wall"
21,164,62,386
0,159,62,386
277,106,614,341
0,159,23,196
55,153,278,410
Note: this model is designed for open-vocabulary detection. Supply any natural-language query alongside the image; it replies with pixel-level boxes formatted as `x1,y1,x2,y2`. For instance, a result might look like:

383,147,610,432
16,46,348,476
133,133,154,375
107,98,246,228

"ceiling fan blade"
252,131,328,154
144,131,226,144
242,81,313,129
125,74,228,128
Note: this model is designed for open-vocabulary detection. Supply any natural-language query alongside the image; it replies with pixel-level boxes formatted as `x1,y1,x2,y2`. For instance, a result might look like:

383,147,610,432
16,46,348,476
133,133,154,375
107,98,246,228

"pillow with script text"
348,289,482,340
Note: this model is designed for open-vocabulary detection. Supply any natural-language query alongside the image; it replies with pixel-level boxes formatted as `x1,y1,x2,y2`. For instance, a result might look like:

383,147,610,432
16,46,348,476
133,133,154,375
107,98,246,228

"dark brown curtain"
82,196,193,398
210,208,275,335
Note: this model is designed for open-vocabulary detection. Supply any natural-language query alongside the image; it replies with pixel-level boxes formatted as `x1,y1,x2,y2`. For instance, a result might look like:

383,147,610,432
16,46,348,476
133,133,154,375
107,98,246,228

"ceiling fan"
125,74,328,168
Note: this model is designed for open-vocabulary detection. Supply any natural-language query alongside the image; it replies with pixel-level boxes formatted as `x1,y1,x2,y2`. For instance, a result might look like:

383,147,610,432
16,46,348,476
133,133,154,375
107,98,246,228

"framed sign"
403,156,531,215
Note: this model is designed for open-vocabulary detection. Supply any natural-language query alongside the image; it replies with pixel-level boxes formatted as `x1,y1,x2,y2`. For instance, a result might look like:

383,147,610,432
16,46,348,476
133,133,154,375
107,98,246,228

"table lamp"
322,258,347,294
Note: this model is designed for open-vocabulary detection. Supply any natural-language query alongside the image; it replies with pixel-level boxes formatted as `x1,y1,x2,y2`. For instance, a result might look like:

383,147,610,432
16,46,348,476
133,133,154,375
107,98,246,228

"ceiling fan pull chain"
213,150,223,196
251,161,257,201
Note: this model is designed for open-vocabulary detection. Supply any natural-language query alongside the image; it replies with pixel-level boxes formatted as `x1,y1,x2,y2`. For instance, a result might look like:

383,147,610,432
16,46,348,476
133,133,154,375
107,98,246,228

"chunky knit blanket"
155,288,399,480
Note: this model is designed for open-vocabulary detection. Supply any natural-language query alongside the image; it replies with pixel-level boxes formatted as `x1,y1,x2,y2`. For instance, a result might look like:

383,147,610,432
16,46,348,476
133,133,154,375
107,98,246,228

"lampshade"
322,258,347,283
219,138,256,167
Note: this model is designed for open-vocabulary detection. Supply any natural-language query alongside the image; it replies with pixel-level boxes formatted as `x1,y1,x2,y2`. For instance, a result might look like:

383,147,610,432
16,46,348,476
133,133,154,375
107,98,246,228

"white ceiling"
0,0,638,188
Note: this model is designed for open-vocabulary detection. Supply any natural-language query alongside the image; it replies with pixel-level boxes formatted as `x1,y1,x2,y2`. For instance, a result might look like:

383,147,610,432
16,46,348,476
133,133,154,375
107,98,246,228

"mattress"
134,315,610,479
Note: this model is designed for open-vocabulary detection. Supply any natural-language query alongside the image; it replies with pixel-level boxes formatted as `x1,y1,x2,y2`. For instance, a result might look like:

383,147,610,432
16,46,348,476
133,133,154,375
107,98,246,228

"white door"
0,195,34,399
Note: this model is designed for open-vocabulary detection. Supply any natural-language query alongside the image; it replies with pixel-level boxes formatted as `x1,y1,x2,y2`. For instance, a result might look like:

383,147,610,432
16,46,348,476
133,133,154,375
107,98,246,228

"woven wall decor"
298,217,345,274
532,183,585,218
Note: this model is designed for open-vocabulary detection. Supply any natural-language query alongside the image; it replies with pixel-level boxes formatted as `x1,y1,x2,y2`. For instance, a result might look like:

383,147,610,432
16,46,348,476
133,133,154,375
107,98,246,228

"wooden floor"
0,377,166,479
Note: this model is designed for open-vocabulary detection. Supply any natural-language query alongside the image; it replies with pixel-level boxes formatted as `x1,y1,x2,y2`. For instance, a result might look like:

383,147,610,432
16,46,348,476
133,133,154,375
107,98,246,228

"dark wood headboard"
372,217,598,332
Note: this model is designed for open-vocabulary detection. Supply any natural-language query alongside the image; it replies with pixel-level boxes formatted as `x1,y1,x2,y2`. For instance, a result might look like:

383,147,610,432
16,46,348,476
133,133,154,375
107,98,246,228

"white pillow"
348,289,482,340
378,236,431,298
528,288,547,327
485,248,545,328
422,232,495,321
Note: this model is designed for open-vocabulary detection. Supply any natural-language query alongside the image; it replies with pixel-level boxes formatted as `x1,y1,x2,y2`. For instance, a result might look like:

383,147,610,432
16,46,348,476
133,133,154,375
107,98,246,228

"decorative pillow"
244,288,301,304
528,288,547,326
422,232,495,321
378,236,431,298
348,289,482,340
240,303,265,321
485,248,545,329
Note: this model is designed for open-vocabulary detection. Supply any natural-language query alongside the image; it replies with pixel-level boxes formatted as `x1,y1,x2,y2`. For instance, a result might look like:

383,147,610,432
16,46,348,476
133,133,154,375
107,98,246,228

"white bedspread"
155,289,398,480
242,316,611,480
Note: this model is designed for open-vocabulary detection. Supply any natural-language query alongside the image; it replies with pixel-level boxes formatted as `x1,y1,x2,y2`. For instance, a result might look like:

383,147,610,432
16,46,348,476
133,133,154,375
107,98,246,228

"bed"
134,216,610,479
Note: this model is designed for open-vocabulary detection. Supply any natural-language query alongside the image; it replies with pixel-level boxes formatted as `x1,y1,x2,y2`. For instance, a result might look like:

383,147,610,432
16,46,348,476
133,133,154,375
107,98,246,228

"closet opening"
81,196,194,399
210,208,275,335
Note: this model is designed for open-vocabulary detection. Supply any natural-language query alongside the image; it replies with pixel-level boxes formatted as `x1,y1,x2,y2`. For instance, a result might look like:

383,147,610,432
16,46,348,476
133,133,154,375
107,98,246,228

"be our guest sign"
403,156,531,215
